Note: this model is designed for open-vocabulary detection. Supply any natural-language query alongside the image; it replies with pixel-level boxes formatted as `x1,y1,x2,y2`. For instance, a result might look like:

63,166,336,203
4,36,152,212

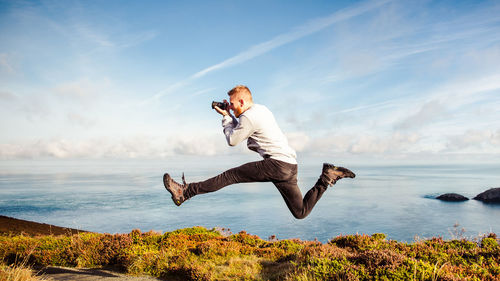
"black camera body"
211,101,229,111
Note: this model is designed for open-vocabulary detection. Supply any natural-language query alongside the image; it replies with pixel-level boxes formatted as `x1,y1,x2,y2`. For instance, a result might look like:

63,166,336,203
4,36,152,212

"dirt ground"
36,266,163,281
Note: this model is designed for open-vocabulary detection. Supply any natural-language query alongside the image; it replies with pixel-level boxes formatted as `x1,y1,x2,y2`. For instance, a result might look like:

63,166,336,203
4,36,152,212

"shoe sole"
163,173,172,192
163,173,182,206
324,163,356,178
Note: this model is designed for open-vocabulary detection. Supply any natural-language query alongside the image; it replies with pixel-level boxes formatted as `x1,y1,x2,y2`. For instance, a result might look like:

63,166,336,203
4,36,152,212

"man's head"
228,85,253,117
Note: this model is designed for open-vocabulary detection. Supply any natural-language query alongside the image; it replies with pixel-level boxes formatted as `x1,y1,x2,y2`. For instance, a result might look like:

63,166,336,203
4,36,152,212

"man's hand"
214,100,230,116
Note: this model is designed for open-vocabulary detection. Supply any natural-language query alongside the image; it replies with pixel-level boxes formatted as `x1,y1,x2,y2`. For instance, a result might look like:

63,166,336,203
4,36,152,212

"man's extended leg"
180,159,280,201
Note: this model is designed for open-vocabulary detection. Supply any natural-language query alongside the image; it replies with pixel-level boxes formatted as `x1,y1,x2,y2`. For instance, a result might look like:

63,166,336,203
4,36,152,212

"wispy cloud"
190,87,217,97
72,24,158,55
53,78,99,101
394,100,447,130
75,24,115,47
0,90,17,102
145,0,392,103
0,53,16,74
2,0,499,162
141,85,217,107
406,74,500,112
329,99,402,115
139,79,192,105
10,2,157,55
192,0,390,79
66,112,96,128
319,1,500,84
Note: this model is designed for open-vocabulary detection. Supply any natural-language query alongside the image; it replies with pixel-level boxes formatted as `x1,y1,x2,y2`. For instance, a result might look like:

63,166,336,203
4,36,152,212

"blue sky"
1,0,500,164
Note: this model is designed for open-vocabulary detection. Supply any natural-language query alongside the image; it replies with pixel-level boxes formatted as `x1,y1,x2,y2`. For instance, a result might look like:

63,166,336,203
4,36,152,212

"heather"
0,227,498,281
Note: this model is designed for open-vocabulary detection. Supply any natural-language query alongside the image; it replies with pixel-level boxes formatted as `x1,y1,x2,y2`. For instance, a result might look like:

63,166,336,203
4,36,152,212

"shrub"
1,228,499,281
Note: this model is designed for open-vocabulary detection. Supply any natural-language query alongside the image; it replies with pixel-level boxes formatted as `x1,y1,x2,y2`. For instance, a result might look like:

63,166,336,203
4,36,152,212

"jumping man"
163,85,355,219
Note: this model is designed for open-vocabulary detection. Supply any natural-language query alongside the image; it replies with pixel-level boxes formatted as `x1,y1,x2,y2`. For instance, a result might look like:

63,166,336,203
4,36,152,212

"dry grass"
0,263,47,281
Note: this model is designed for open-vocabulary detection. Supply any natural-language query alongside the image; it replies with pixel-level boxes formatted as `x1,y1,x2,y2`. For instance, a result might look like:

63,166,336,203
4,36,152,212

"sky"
1,0,500,164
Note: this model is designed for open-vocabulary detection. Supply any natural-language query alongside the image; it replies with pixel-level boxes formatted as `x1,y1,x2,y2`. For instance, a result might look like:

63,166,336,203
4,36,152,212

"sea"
1,157,499,243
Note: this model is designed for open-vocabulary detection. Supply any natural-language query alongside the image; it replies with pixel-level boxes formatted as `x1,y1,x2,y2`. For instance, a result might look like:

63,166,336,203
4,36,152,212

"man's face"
229,95,243,117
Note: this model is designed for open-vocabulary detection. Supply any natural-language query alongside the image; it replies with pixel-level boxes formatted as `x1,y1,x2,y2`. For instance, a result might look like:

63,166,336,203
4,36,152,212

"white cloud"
329,99,402,115
338,51,381,78
75,24,115,48
0,136,165,159
173,136,220,156
0,90,17,102
439,75,500,105
70,23,158,55
394,100,448,130
18,95,51,121
286,132,310,152
4,78,113,122
53,78,105,102
0,133,232,159
293,132,421,156
0,53,16,74
446,129,500,152
304,133,353,154
66,113,95,128
1,129,499,161
350,133,420,154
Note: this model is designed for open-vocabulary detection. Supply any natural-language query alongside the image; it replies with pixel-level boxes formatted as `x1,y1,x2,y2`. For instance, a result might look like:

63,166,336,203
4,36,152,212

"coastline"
0,215,87,236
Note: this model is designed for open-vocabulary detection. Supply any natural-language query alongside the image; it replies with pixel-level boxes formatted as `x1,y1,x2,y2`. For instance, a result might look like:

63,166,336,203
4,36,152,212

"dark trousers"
184,158,328,219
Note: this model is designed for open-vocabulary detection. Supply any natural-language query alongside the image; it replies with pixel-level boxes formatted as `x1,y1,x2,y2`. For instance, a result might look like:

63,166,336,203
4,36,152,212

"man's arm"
222,115,254,146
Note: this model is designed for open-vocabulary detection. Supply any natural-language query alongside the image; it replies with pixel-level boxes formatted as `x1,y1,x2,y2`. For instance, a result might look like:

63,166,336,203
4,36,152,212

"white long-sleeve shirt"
222,104,297,164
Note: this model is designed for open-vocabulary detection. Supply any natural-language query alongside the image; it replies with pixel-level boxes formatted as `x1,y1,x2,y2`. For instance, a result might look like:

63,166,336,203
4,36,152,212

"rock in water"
436,193,469,202
473,188,500,203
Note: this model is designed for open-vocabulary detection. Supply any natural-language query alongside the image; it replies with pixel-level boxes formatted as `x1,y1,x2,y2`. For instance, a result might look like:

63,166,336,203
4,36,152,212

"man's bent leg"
184,159,278,199
274,162,355,219
251,159,327,219
274,177,328,219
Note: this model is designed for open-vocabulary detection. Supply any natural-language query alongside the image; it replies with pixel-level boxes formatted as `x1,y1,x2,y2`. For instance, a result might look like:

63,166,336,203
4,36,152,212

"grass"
0,251,47,281
0,264,47,281
0,227,498,280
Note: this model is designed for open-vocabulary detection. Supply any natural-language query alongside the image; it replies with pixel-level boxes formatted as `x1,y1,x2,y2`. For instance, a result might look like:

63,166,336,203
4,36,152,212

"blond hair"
228,85,253,102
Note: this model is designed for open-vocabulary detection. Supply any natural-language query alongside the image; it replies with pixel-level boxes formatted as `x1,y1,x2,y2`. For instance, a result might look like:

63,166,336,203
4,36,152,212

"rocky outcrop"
436,193,469,202
473,188,500,203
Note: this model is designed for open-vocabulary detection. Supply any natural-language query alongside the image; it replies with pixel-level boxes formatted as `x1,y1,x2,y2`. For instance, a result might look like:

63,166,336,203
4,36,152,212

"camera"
211,101,229,111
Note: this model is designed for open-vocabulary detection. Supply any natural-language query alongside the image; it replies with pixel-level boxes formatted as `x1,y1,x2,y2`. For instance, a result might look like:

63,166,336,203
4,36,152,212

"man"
163,85,355,219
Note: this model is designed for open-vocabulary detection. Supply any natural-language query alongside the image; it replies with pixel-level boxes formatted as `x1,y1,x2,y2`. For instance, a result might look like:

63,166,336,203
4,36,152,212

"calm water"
1,158,499,242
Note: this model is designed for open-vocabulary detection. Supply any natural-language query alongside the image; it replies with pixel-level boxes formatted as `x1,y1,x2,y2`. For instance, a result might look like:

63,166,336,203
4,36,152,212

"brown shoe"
163,173,187,206
320,163,355,186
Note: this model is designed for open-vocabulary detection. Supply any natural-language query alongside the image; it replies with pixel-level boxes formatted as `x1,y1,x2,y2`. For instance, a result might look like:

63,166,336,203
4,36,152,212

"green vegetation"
1,227,498,280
